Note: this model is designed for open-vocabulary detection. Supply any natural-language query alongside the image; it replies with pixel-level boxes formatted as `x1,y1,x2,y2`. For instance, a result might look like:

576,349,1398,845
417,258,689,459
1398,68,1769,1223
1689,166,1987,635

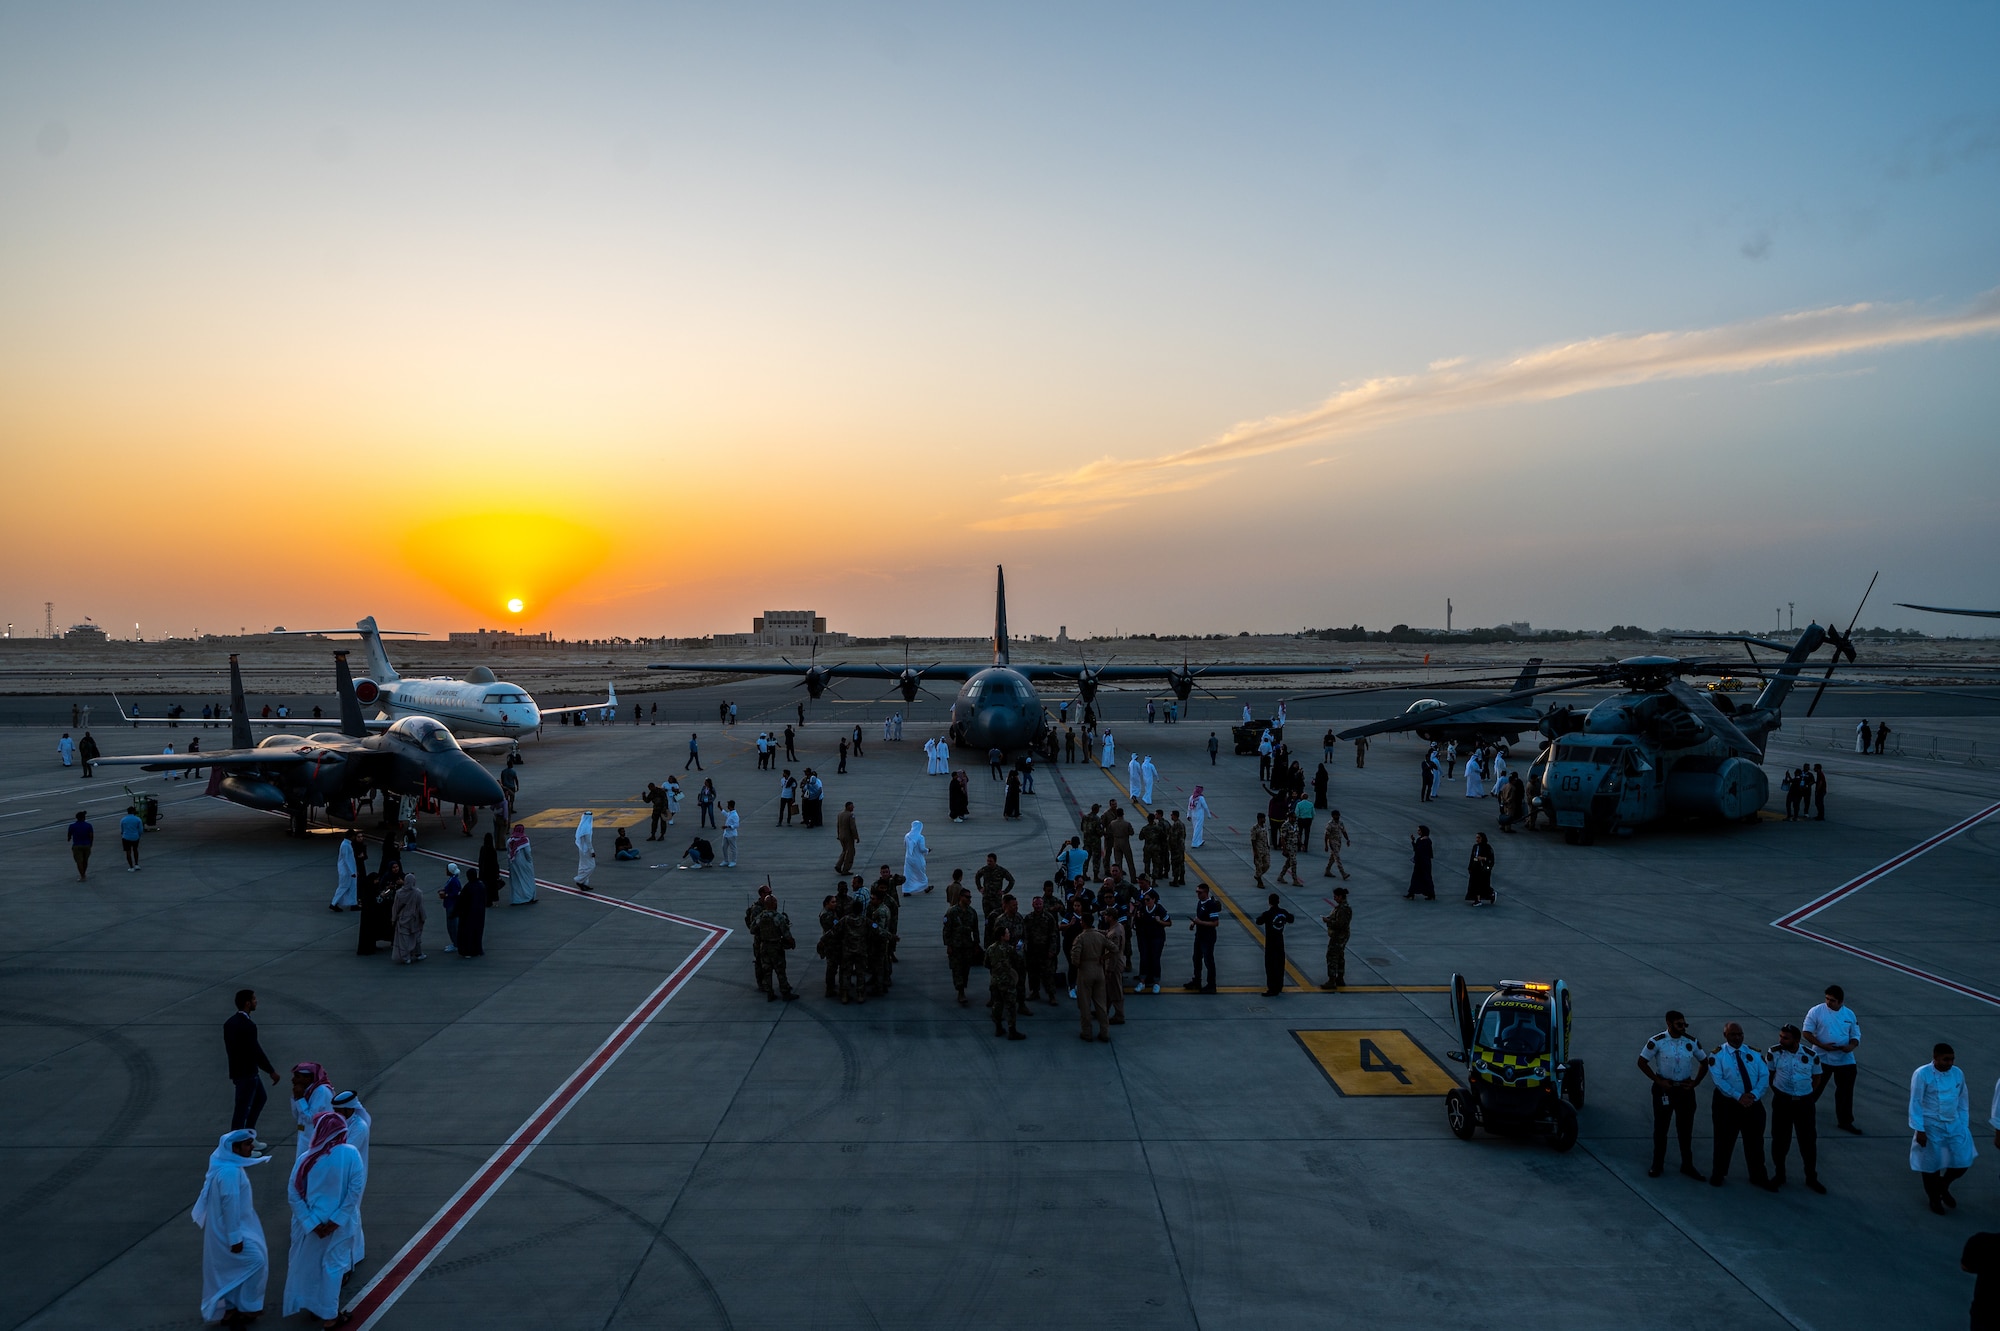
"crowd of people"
209,989,372,1329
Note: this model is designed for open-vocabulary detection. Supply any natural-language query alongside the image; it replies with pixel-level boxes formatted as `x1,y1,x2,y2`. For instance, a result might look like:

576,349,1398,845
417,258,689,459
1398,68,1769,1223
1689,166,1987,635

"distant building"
714,610,849,648
1501,621,1531,633
63,622,108,643
449,628,553,647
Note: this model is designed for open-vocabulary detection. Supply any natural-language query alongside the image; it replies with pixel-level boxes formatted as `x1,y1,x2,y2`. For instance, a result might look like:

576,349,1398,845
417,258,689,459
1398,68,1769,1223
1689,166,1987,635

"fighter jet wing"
88,749,315,771
457,737,521,757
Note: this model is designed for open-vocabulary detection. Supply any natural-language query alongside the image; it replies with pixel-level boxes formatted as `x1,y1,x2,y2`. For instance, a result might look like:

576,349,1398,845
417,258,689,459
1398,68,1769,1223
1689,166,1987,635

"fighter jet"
89,651,506,833
649,566,1350,753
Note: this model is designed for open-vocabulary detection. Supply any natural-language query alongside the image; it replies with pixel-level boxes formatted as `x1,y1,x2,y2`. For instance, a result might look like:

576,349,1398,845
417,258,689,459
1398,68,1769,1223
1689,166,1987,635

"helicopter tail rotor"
1806,571,1875,718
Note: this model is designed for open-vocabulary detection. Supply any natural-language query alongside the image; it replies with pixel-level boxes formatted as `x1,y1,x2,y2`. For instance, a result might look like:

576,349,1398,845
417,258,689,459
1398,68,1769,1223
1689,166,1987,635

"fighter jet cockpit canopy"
1406,699,1447,714
388,715,462,754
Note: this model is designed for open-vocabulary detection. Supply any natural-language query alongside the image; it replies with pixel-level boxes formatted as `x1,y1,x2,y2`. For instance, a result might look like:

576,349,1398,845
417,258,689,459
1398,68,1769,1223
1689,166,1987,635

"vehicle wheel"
1550,1100,1578,1152
1445,1088,1476,1140
1564,1060,1587,1110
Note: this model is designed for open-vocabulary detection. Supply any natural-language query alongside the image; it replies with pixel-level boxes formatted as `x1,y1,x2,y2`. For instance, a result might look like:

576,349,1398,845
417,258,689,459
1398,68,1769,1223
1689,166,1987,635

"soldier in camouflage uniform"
837,898,870,1004
1167,811,1188,886
1081,804,1105,879
744,887,775,989
1320,886,1352,990
751,895,800,1001
818,891,845,997
867,884,896,995
1137,812,1161,880
941,884,983,1007
973,854,1014,944
986,926,1026,1040
1023,894,1062,1004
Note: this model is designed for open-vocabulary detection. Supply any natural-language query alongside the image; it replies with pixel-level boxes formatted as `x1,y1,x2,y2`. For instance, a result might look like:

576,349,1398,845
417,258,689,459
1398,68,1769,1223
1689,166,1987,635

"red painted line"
339,848,730,1328
1770,799,2000,1009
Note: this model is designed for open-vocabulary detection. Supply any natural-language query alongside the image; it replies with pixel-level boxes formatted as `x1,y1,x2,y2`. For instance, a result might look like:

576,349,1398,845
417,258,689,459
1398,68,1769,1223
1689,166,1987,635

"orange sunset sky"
4,8,1997,641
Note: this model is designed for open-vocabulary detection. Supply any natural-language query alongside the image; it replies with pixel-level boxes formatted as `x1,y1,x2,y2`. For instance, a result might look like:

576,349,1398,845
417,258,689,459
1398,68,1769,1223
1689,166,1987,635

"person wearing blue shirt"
66,811,94,881
119,806,145,871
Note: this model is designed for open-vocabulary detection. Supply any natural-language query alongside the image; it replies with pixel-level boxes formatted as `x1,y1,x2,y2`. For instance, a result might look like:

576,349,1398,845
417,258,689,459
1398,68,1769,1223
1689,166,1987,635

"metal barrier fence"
1791,724,1985,769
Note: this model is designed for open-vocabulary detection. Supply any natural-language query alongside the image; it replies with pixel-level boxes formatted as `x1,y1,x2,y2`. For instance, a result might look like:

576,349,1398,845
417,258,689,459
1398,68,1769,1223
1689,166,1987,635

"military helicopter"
89,651,507,834
1335,620,1858,842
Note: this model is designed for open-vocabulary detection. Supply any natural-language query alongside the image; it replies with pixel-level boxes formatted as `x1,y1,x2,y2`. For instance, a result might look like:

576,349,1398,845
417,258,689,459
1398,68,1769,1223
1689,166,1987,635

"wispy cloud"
993,287,2000,526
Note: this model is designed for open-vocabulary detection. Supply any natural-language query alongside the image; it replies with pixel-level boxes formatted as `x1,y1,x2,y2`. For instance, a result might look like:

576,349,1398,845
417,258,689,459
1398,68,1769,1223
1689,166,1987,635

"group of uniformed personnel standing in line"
1637,983,1999,1215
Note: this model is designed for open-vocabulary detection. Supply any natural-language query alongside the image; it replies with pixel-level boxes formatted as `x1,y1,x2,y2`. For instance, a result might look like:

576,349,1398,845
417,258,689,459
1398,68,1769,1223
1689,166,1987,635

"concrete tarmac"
3,679,1997,1329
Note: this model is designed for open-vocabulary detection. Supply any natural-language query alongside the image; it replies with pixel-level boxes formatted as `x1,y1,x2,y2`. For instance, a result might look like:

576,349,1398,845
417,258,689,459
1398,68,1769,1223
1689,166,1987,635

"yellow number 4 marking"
1292,1029,1460,1097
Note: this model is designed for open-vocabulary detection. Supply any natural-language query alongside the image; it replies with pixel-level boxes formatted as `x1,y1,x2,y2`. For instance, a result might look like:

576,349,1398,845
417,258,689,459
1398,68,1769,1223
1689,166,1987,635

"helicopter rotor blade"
1335,676,1613,741
1807,570,1876,717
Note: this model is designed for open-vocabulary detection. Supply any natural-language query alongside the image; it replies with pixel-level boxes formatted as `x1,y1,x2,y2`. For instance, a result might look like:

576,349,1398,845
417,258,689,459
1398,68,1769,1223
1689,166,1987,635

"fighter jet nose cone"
449,761,505,807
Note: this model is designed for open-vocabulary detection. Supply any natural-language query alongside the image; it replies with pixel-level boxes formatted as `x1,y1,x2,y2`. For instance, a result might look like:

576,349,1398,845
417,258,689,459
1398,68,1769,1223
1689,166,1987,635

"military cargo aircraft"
90,651,506,833
650,567,1350,754
1333,659,1555,747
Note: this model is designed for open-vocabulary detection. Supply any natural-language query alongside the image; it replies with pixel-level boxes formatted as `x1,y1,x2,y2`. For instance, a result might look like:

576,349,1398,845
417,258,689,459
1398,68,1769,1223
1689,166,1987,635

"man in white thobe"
331,836,358,910
1127,754,1143,800
331,1090,371,1269
1188,788,1209,848
284,1111,364,1326
1464,753,1486,798
1241,704,1252,725
58,733,75,767
902,820,929,893
1101,732,1116,768
507,824,537,904
193,1129,269,1325
1911,1043,1977,1213
289,1064,333,1167
1856,719,1870,753
1140,756,1158,804
574,811,596,889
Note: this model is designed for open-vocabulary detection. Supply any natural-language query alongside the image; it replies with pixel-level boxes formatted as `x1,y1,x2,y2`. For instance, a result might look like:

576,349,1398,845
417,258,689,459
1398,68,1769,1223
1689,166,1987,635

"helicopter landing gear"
1445,1088,1476,1141
1550,1100,1579,1152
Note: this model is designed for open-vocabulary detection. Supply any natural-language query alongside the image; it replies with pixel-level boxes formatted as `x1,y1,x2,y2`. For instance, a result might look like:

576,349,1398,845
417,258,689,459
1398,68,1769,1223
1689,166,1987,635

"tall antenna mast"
44,602,54,637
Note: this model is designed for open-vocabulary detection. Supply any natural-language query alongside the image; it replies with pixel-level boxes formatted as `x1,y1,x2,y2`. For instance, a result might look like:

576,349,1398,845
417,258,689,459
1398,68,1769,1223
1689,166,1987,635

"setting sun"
507,598,524,614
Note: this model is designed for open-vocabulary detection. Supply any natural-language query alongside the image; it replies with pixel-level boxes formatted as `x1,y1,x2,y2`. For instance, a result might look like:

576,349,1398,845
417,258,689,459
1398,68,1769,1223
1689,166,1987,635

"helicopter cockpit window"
1557,745,1613,764
1477,1005,1550,1057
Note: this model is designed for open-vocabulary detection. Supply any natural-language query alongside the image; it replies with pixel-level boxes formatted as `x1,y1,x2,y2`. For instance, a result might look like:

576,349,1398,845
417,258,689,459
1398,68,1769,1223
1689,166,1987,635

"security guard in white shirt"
1636,1010,1709,1179
1768,1024,1827,1193
1706,1022,1776,1189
